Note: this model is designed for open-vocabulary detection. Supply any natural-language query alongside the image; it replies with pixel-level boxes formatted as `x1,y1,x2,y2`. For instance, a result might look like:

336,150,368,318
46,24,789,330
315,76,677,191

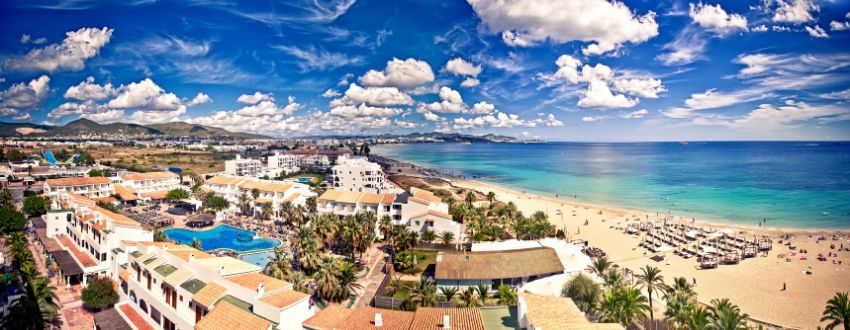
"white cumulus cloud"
689,3,748,35
0,75,50,120
3,27,113,72
63,76,115,101
359,57,435,88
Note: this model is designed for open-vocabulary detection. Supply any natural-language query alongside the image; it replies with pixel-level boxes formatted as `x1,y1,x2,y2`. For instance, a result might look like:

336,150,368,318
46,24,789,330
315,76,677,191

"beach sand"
446,178,850,329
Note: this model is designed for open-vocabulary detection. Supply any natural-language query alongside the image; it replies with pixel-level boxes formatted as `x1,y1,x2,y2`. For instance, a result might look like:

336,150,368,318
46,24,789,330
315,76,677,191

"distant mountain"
0,119,269,139
146,122,268,139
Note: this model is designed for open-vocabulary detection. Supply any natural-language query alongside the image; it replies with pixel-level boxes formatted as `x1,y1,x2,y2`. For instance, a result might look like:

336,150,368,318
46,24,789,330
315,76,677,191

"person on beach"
782,282,786,291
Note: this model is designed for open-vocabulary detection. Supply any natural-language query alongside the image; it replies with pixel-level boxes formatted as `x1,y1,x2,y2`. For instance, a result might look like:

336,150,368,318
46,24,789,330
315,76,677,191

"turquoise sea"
373,142,850,229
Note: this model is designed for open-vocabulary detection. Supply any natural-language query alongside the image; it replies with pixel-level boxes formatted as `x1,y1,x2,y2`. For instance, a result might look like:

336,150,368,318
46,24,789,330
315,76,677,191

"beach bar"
434,247,565,289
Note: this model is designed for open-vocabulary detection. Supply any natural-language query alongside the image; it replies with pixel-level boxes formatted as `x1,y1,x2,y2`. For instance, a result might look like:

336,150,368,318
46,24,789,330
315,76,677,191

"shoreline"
377,153,850,329
372,153,850,233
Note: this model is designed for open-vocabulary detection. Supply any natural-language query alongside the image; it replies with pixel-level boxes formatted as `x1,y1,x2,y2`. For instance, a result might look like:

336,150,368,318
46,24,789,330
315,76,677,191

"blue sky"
0,0,849,141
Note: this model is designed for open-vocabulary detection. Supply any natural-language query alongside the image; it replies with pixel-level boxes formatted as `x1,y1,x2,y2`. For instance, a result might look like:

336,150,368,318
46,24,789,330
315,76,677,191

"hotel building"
112,241,314,330
43,177,115,199
331,155,386,193
203,176,315,216
34,192,153,286
118,171,182,201
224,155,263,177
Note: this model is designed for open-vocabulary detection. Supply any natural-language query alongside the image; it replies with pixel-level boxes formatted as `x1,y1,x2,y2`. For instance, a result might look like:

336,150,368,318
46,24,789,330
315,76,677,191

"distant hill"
146,122,268,139
0,119,269,139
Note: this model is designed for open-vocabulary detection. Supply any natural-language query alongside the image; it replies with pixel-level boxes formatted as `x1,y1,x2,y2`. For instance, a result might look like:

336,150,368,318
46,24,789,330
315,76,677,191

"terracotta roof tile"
121,171,178,181
411,187,442,203
225,272,291,294
520,293,624,330
259,290,309,308
195,300,271,330
207,176,245,185
46,177,111,186
410,307,485,330
303,305,353,330
193,282,228,308
114,184,139,201
239,180,293,193
284,193,300,202
339,307,414,330
139,190,169,200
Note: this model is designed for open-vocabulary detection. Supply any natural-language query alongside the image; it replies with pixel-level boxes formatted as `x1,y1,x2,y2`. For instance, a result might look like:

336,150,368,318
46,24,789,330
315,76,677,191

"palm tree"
30,276,60,323
636,265,666,320
260,203,273,220
665,276,696,300
486,191,496,204
288,272,310,294
664,291,695,329
238,192,251,215
439,231,454,245
439,286,458,303
465,191,476,207
459,287,481,307
475,283,491,304
821,292,850,330
313,257,342,301
562,273,602,313
421,229,436,243
338,261,362,301
312,214,338,251
600,285,650,327
409,278,438,308
264,247,293,280
707,298,748,330
687,306,711,330
153,227,168,242
379,215,393,238
190,238,203,250
497,285,517,306
587,256,612,279
604,268,624,288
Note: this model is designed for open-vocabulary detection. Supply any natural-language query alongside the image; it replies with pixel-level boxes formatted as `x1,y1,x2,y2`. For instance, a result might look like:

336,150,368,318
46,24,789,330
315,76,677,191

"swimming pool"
164,225,281,254
240,251,274,268
297,177,313,183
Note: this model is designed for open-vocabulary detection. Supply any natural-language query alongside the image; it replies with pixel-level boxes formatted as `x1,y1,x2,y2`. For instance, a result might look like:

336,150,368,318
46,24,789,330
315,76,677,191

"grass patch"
398,249,437,275
384,280,416,299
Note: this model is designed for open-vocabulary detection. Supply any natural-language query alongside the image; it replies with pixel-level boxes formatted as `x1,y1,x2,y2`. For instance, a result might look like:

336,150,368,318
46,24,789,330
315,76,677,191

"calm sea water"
373,142,850,229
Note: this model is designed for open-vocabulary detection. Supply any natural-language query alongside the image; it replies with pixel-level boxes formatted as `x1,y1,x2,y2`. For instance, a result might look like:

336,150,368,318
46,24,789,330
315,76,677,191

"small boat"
822,212,830,216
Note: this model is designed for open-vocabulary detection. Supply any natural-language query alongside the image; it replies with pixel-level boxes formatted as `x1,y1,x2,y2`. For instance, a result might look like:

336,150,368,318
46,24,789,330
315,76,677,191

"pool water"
297,177,312,183
240,251,274,268
164,225,281,253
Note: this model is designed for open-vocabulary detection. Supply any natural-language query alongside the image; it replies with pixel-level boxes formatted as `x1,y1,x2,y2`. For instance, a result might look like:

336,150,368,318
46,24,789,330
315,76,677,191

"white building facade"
331,155,386,193
43,177,115,199
224,155,263,177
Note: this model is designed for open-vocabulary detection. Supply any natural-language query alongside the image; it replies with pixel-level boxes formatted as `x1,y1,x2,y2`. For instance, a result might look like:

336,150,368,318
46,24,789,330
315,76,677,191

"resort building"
304,305,523,330
113,240,313,330
331,155,387,193
318,187,462,240
225,155,263,177
266,152,332,176
433,247,565,289
203,176,315,216
43,176,115,199
118,171,182,201
517,293,624,330
33,192,153,286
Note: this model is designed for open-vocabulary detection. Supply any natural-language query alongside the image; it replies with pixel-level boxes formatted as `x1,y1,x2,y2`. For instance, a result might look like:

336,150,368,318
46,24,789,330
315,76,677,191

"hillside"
0,119,269,139
145,122,267,139
0,122,53,137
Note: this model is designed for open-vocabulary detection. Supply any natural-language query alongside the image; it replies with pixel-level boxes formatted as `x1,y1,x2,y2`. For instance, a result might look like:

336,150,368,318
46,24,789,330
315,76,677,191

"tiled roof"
164,269,193,287
407,196,433,206
195,300,271,330
284,192,300,202
118,269,131,281
114,184,139,201
225,272,291,294
169,249,215,261
239,180,293,193
121,171,178,181
339,307,414,330
410,307,485,330
139,190,169,200
435,247,564,281
97,207,141,228
133,252,156,264
194,256,261,276
46,177,111,186
410,209,453,220
318,189,342,201
193,282,228,308
206,176,245,185
520,293,624,330
259,290,309,308
303,305,353,330
118,304,154,330
411,187,442,203
57,235,97,267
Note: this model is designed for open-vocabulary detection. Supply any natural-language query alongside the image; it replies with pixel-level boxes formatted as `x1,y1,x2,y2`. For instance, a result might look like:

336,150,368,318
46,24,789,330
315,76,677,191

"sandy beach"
444,178,850,329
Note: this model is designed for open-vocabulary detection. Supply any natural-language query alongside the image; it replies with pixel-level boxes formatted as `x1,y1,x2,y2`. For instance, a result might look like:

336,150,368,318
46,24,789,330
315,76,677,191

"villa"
304,305,506,330
203,175,315,216
517,293,624,330
34,192,153,286
43,176,115,199
113,240,313,330
433,247,565,289
318,187,462,240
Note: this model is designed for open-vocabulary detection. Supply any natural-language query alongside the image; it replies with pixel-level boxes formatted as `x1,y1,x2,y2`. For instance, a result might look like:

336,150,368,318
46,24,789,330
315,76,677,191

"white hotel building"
113,241,314,330
117,171,183,201
43,177,115,199
203,176,315,216
331,155,387,194
318,187,462,241
224,155,263,177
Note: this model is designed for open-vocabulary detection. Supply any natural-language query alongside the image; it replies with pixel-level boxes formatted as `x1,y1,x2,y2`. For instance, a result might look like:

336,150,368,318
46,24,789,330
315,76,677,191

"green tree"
153,227,168,242
821,292,850,330
22,195,49,218
587,256,612,279
190,238,203,250
165,188,190,202
439,286,458,303
687,305,711,330
562,273,602,313
459,287,481,307
475,283,491,303
337,261,362,301
81,276,119,311
96,200,118,212
486,191,496,204
409,278,438,308
313,257,342,301
438,231,454,245
465,191,476,207
0,187,13,208
421,229,436,243
497,285,518,306
203,195,229,212
264,247,293,280
0,206,27,235
600,285,650,327
707,298,749,330
636,265,666,320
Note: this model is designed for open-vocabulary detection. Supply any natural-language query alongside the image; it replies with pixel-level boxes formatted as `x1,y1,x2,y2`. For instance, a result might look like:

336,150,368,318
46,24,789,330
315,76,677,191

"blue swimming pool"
164,225,281,253
297,177,312,183
240,251,274,268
